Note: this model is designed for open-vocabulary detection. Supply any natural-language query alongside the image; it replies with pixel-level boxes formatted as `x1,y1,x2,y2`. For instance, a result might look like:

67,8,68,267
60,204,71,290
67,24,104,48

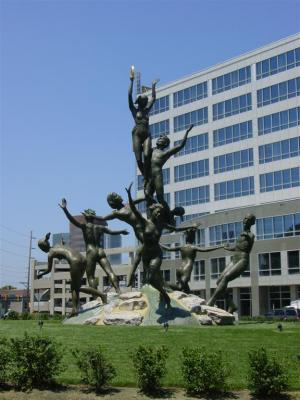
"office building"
136,34,300,316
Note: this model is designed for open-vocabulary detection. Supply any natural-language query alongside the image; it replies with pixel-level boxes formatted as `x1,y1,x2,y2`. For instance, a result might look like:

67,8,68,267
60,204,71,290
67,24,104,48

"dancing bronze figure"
129,65,159,176
207,214,256,310
145,124,193,206
161,226,222,293
59,198,128,294
37,233,106,316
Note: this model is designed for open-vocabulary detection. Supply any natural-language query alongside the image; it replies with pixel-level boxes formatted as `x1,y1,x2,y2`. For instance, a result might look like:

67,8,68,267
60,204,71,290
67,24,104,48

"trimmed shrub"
72,347,116,392
0,338,10,386
9,333,63,389
247,347,288,397
132,345,168,394
181,347,228,395
5,310,19,320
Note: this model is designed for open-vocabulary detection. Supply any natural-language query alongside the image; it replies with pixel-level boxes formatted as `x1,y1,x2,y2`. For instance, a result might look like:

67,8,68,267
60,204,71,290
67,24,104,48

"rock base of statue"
63,285,235,326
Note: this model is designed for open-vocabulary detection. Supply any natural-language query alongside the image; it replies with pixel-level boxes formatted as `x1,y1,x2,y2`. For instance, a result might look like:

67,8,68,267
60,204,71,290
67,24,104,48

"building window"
195,229,206,247
259,167,300,192
213,93,252,121
211,257,226,279
117,275,127,287
288,250,300,274
174,107,208,132
137,168,170,191
213,120,252,147
174,159,209,182
149,119,169,139
212,66,251,94
162,246,172,260
193,260,205,281
175,185,210,207
240,287,252,316
256,48,300,80
256,213,300,240
174,81,208,108
174,133,208,157
214,176,254,201
214,148,253,174
257,77,300,107
258,106,300,136
149,95,169,115
259,137,300,164
269,286,291,310
174,243,181,259
209,222,242,245
259,252,281,276
162,269,170,282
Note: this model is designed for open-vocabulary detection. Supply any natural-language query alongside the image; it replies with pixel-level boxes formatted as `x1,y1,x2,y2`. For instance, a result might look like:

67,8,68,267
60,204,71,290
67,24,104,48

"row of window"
258,137,300,164
209,222,243,245
138,168,299,207
258,106,300,135
257,77,300,107
256,47,300,80
191,250,300,281
149,119,169,138
147,47,299,116
174,159,209,182
256,213,300,240
148,107,299,150
137,168,170,191
212,66,251,94
260,167,300,192
173,82,207,108
214,176,254,201
212,93,252,121
174,107,208,132
213,148,253,174
213,121,252,147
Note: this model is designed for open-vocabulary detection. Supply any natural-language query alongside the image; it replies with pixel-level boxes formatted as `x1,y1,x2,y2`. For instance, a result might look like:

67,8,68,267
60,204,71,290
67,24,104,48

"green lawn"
0,320,299,390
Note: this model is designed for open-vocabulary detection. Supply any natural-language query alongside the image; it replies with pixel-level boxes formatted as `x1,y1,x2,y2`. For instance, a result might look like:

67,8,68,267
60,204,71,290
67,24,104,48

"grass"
0,320,299,390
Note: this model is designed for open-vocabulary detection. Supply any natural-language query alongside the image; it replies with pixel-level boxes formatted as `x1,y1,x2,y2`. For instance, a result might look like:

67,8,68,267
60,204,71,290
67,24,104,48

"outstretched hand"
187,124,194,134
59,198,67,209
152,78,160,86
130,65,135,80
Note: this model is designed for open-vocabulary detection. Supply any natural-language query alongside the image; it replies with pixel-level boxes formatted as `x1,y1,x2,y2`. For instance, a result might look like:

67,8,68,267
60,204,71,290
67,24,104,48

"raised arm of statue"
164,124,193,159
102,227,129,236
193,245,223,252
128,67,136,117
224,243,236,251
125,182,146,228
146,79,159,110
58,198,83,229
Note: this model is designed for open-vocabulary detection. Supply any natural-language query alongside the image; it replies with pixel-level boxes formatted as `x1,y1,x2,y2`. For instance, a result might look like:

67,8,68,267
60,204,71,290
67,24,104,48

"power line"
0,224,30,238
0,238,28,249
0,248,28,258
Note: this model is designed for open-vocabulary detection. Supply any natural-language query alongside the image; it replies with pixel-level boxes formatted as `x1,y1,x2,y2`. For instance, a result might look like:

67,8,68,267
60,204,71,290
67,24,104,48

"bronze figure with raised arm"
59,198,129,294
207,213,256,310
125,183,171,307
37,233,107,316
145,124,193,207
161,226,222,293
129,65,159,177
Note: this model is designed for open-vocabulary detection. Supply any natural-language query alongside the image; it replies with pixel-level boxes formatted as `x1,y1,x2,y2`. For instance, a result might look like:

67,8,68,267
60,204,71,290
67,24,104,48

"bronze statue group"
38,68,256,317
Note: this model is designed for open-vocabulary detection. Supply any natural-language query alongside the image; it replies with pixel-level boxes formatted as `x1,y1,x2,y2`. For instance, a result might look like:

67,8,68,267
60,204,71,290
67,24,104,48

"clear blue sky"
1,0,299,287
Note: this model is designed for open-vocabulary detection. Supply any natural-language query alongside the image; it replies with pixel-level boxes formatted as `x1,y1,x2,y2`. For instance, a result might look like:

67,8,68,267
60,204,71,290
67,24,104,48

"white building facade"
136,34,300,316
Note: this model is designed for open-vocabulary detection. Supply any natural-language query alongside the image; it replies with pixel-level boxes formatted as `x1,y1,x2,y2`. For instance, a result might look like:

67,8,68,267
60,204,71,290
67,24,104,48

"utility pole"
26,230,35,310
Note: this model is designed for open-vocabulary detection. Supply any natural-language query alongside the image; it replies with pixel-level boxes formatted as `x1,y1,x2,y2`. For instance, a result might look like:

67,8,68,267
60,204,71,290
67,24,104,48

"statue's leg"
99,254,120,294
132,134,144,176
70,283,80,316
153,173,166,205
128,246,142,287
148,257,171,308
143,137,152,182
86,252,98,290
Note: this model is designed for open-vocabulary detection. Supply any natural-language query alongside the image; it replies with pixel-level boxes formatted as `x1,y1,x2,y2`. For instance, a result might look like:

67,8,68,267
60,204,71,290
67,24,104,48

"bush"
247,347,288,397
72,347,116,392
181,347,228,395
20,312,33,320
0,338,10,385
132,345,168,394
9,333,63,389
5,310,19,320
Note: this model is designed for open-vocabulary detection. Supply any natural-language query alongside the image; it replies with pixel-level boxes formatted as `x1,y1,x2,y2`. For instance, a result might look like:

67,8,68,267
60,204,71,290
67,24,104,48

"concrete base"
63,285,235,326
